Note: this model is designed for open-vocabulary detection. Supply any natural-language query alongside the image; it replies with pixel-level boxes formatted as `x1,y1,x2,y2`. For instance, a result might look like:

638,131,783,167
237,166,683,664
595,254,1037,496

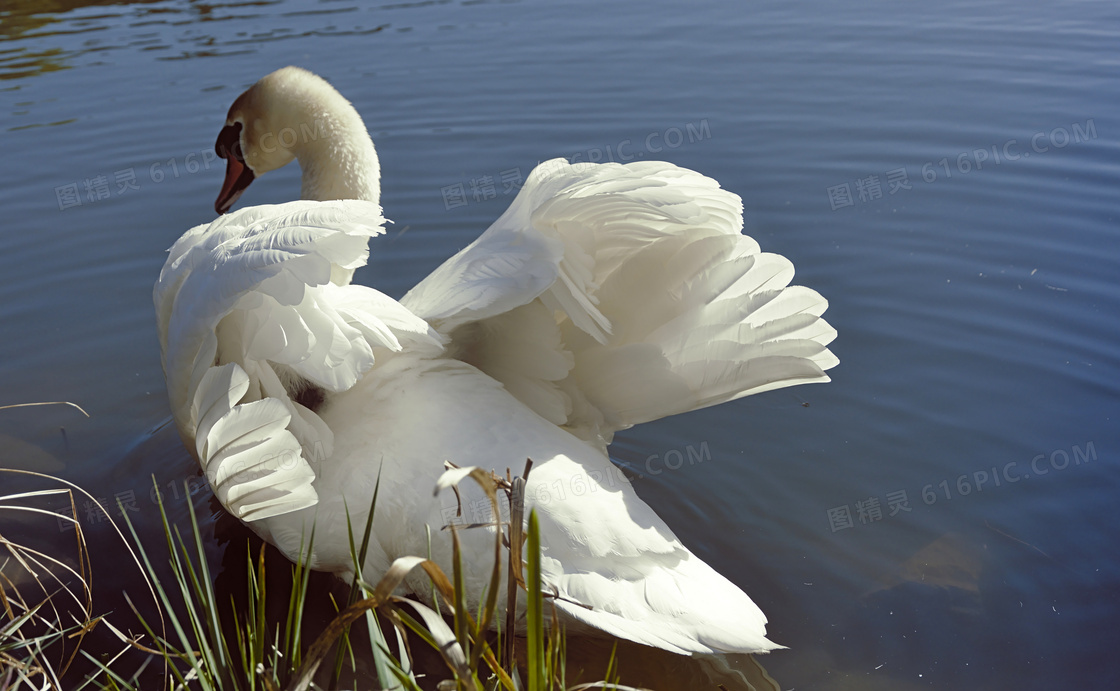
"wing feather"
156,199,443,520
401,158,837,442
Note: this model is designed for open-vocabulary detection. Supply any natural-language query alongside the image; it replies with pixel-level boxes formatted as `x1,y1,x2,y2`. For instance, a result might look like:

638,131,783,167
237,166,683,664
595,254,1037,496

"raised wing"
403,158,838,442
155,200,442,520
402,160,612,340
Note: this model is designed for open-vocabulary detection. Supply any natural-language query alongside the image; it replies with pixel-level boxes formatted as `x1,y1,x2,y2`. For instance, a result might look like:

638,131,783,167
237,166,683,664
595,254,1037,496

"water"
2,0,1118,688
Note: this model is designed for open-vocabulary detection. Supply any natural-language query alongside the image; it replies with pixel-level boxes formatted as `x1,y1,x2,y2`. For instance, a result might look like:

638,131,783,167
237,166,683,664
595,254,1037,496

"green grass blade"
525,510,544,691
254,543,267,686
450,526,470,672
286,532,314,672
170,523,224,689
184,491,229,674
138,485,213,688
364,607,406,690
332,469,389,689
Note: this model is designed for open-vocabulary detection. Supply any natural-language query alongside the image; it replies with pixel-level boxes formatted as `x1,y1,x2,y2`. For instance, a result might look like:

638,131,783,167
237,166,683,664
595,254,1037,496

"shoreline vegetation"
1,441,650,691
2,403,777,691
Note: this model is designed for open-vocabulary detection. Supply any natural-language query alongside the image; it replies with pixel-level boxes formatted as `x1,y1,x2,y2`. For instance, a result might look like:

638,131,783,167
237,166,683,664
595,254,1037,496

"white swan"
154,66,837,656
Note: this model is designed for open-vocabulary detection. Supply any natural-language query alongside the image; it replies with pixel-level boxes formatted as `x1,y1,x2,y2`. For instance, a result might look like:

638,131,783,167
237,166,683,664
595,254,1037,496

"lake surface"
1,0,1118,688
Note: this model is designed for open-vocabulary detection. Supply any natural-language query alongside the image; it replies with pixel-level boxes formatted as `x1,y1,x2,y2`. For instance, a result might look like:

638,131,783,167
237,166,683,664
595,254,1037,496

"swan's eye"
215,122,246,162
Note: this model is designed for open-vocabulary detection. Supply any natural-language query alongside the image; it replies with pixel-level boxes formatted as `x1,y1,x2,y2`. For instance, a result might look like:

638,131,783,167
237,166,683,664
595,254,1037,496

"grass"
0,459,643,691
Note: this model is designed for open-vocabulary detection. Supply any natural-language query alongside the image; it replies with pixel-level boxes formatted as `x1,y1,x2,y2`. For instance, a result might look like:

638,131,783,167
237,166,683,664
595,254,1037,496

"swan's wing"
403,158,837,441
155,200,442,521
525,454,782,655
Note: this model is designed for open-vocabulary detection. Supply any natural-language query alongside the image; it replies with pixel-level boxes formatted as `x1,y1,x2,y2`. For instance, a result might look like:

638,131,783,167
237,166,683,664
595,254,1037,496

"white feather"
157,68,839,658
156,199,443,521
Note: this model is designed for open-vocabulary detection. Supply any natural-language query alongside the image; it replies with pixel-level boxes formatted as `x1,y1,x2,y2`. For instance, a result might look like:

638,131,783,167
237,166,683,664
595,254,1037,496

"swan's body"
155,67,837,656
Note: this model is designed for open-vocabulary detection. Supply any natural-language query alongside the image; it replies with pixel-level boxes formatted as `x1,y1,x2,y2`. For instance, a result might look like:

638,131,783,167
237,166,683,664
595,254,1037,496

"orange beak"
214,123,255,215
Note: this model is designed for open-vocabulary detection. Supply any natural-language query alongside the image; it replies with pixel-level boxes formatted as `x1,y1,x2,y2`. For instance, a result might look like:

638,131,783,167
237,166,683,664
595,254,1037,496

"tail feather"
550,549,784,655
565,226,835,432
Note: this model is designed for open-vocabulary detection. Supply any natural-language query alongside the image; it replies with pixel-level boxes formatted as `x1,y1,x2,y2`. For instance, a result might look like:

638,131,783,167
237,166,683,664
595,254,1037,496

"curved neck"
288,97,381,206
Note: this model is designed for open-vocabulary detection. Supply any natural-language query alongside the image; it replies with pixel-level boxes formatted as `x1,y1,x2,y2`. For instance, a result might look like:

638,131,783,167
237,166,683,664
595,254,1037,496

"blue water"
2,0,1118,688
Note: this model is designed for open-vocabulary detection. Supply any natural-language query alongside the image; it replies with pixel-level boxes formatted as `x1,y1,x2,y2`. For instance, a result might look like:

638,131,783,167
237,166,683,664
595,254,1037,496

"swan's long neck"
286,89,381,206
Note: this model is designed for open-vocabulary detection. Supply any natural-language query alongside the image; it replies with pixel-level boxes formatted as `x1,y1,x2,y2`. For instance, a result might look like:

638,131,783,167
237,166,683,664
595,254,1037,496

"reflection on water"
0,0,164,80
1,0,1118,688
0,0,395,85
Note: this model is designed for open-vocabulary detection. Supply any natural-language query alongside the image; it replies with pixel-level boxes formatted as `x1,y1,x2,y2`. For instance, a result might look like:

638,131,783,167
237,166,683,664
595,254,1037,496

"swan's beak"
215,123,255,215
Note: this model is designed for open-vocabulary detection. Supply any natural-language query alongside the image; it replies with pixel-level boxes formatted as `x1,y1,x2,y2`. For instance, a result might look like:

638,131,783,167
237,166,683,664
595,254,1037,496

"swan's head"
215,66,378,214
215,68,302,214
